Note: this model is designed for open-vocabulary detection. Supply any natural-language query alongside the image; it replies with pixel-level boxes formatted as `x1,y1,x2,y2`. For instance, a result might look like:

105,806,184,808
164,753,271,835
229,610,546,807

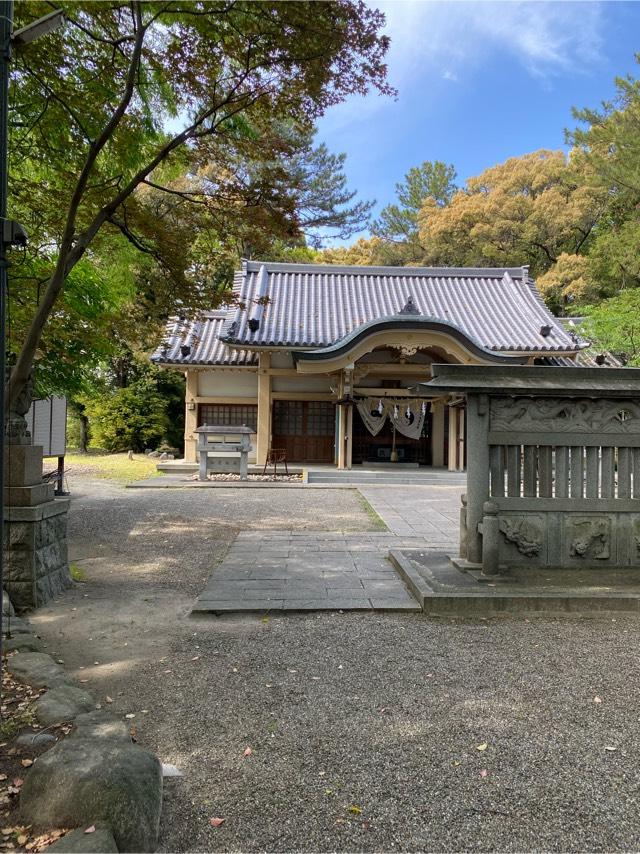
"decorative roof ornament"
400,295,420,315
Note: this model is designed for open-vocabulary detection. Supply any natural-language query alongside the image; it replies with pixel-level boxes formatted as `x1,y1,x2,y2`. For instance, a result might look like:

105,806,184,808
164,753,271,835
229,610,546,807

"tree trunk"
78,412,89,454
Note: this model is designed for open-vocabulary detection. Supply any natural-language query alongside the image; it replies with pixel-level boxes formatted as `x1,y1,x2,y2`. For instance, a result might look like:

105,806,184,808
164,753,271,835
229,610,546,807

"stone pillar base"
3,442,72,611
3,500,72,611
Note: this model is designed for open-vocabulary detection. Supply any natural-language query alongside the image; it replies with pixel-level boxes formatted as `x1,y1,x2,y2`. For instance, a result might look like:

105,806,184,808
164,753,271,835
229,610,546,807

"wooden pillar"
346,405,353,470
458,407,466,470
431,399,445,467
337,370,347,469
256,353,271,466
447,404,458,472
184,370,198,463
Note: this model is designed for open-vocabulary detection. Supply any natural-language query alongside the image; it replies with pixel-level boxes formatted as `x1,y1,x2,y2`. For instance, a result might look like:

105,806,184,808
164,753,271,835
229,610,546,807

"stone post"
465,393,490,565
481,501,501,576
4,440,71,611
459,493,468,559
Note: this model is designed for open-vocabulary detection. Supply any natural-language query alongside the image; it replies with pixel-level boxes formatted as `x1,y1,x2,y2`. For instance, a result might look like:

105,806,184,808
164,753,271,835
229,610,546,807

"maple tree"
8,0,392,414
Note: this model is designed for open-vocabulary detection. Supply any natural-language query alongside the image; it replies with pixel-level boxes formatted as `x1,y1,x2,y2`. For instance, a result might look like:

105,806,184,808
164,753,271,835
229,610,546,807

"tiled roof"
152,261,583,366
223,261,579,353
152,313,258,366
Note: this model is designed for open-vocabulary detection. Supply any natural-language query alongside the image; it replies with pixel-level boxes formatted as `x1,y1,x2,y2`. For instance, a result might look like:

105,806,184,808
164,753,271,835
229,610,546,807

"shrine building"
152,260,594,471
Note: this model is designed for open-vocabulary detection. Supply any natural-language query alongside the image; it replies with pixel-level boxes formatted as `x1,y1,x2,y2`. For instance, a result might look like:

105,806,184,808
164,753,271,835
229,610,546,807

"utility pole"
0,1,62,683
0,0,14,672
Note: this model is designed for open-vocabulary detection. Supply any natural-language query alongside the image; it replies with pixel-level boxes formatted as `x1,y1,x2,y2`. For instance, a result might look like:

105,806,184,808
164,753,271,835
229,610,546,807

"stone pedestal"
3,442,71,611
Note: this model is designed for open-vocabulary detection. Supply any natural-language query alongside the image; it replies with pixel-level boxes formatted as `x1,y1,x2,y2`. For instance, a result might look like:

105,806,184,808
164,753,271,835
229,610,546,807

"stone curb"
389,550,640,615
2,592,163,853
388,549,429,608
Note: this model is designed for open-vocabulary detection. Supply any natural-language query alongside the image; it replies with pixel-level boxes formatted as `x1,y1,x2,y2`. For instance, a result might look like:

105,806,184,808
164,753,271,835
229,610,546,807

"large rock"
3,616,31,634
73,710,131,743
4,633,42,654
35,685,95,726
7,652,69,689
20,737,162,853
45,823,118,853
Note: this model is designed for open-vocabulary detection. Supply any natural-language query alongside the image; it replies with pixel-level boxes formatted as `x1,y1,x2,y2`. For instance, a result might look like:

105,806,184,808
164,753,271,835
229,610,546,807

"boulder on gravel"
20,737,162,853
4,634,42,654
35,685,95,726
73,710,131,743
16,732,57,749
45,823,118,853
8,652,69,689
2,616,31,635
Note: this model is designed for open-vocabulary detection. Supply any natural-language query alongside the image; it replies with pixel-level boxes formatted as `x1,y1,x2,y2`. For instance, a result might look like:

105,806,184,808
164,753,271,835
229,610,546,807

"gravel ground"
29,479,640,853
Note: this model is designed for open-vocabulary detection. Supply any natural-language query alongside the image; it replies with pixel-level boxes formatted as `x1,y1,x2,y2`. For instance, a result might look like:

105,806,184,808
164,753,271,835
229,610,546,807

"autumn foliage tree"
417,150,603,279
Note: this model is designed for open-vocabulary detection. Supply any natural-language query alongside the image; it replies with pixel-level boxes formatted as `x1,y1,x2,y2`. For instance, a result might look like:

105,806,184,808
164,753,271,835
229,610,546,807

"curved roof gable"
221,261,580,354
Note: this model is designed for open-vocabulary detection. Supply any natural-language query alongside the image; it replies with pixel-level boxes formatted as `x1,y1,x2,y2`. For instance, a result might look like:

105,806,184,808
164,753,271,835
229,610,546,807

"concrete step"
307,471,466,485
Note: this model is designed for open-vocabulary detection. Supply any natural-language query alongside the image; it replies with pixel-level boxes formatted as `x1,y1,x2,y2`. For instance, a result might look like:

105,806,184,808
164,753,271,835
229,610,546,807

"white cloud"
372,0,604,85
317,0,604,135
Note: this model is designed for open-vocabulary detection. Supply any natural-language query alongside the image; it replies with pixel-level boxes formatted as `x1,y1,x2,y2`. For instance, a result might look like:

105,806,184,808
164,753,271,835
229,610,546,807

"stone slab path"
193,485,462,613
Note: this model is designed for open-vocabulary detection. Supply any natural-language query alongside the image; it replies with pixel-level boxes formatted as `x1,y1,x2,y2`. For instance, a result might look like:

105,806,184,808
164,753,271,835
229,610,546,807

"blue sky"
316,0,640,244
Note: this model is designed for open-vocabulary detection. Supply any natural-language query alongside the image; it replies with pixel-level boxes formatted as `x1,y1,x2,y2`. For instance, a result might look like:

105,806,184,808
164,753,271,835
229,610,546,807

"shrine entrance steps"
305,466,466,486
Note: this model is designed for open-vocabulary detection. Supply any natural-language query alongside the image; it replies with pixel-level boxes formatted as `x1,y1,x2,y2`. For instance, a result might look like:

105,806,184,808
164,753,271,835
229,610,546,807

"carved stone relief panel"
490,397,640,434
566,516,612,562
497,514,546,565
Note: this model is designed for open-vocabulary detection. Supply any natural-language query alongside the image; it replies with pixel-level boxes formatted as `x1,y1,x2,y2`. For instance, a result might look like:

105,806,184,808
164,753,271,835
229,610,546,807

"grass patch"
356,493,388,531
0,707,35,741
62,452,163,484
69,563,87,583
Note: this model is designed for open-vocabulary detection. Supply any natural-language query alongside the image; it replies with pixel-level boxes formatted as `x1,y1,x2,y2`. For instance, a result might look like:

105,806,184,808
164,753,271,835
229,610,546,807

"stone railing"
422,365,640,575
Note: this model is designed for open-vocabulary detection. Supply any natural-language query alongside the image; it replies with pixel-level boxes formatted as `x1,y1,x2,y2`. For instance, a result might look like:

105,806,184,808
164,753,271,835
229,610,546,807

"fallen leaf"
476,743,488,752
17,837,27,846
20,760,33,768
604,745,618,752
105,696,113,704
125,713,135,719
11,779,23,788
191,656,200,662
0,775,7,782
594,696,603,704
209,818,225,828
479,769,488,778
243,747,252,758
84,826,96,834
79,679,88,684
452,760,461,767
348,805,362,815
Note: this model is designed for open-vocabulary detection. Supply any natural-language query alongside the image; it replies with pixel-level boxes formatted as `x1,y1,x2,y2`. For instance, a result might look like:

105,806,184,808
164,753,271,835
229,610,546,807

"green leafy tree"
372,160,457,264
579,290,640,365
8,0,392,414
569,58,640,293
85,375,169,453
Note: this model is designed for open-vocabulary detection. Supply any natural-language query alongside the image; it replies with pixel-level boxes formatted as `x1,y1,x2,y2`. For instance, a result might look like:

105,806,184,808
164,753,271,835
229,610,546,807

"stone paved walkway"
193,485,463,613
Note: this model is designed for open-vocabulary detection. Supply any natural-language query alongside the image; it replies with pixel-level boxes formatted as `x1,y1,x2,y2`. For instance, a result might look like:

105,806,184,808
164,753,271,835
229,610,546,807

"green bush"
86,380,169,452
